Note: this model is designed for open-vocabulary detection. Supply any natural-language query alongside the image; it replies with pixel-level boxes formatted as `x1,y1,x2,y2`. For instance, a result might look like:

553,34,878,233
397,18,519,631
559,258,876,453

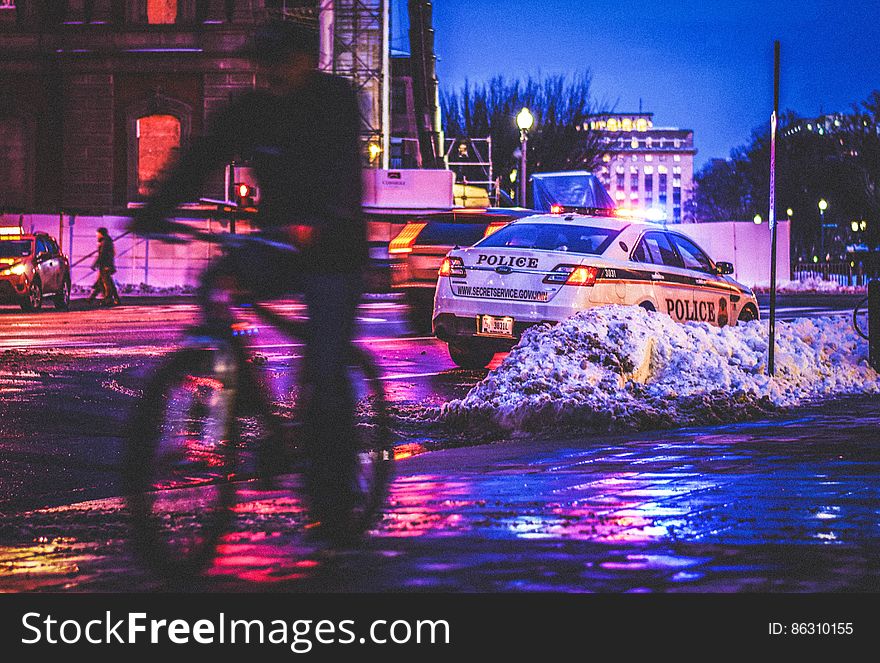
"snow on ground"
752,277,866,294
442,305,879,433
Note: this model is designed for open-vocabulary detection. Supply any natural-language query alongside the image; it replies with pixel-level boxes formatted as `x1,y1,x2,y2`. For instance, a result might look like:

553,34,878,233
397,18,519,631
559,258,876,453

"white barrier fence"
0,213,251,290
2,213,791,290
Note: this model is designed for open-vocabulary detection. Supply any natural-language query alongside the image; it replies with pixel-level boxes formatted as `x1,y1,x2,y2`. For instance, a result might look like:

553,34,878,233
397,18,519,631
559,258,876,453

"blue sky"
392,1,880,169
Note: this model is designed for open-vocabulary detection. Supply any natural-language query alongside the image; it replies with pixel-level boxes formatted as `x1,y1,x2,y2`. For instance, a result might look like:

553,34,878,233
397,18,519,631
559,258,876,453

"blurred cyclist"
130,20,368,541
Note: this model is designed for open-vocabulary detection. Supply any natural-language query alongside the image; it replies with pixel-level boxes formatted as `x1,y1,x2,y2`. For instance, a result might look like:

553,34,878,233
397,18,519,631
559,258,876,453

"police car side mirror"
715,261,734,275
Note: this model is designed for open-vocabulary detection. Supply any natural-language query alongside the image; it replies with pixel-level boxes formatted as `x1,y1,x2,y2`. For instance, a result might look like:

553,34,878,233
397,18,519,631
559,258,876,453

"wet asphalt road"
0,293,877,592
0,292,860,512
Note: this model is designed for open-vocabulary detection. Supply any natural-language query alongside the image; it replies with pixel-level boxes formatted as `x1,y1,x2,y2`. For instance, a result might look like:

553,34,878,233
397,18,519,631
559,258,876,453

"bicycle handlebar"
133,218,300,255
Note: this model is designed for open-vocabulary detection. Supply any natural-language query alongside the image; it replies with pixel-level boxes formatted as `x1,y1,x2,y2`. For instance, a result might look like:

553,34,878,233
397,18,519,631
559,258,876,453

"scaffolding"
318,0,390,168
444,136,496,202
267,1,389,169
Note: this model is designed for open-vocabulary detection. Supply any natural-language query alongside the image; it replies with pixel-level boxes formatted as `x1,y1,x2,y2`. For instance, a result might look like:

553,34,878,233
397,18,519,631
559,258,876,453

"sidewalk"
1,396,878,593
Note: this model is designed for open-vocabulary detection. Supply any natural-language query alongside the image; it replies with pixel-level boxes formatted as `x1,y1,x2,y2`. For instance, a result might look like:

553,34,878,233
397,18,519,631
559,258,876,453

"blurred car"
389,207,535,328
433,211,758,368
0,229,71,311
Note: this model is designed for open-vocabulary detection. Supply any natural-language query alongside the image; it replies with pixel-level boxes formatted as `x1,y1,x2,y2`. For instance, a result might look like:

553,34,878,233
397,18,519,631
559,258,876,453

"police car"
432,212,759,368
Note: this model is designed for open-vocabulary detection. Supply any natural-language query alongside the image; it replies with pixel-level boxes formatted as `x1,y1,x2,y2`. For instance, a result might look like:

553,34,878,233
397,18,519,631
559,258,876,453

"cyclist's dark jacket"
135,72,366,274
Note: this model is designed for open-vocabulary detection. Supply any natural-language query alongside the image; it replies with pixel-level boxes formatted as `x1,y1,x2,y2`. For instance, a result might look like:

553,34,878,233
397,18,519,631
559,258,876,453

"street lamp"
818,199,828,260
852,220,860,233
516,108,534,207
786,208,793,219
753,213,763,225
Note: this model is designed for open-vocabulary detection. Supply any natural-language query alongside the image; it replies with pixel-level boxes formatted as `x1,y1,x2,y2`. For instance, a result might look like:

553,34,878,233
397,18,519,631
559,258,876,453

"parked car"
432,211,759,368
0,229,71,311
389,207,535,330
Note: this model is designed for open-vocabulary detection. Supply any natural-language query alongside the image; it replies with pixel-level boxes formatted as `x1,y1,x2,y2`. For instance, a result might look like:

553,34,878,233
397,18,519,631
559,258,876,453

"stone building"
0,1,365,215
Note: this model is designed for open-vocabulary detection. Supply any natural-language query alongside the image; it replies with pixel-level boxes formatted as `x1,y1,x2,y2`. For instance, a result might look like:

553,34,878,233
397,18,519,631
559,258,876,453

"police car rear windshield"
477,223,619,255
0,241,32,258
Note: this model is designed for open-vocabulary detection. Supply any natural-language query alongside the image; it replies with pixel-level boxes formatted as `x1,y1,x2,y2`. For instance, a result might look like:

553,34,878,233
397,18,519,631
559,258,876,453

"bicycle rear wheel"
348,345,394,533
124,344,239,577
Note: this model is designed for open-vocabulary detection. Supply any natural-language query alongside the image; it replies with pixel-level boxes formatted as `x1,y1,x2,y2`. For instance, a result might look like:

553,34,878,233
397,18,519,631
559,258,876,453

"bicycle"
853,295,869,340
122,222,393,578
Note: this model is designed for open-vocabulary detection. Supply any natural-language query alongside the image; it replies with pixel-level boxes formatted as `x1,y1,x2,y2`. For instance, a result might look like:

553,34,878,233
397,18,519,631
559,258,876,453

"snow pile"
443,305,879,432
753,278,866,295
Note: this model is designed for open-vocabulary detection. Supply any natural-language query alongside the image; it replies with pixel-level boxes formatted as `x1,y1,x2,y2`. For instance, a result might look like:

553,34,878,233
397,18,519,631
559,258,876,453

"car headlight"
0,263,27,276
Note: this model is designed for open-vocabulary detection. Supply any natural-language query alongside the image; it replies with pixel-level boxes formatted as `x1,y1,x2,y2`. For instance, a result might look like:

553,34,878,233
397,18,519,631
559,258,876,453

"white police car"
432,212,759,368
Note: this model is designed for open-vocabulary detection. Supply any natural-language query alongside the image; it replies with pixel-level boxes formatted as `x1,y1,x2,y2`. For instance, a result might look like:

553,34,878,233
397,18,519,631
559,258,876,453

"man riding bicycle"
130,21,368,542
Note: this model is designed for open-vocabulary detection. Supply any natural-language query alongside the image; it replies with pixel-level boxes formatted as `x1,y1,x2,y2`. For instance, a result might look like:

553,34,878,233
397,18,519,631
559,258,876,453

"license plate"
477,314,514,337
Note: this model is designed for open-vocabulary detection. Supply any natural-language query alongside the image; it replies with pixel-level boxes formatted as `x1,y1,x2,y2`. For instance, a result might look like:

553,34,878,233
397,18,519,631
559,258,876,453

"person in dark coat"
88,227,121,306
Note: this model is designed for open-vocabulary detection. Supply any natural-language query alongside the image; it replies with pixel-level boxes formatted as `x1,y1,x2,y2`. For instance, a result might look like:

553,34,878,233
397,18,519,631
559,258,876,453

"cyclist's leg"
300,271,363,529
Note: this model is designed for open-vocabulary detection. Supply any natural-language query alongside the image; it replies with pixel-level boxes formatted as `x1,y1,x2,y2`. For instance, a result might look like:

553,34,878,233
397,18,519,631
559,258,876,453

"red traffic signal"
234,183,257,207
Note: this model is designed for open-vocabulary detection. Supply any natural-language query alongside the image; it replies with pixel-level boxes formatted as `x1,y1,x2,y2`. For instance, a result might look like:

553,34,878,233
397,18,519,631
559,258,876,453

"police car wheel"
737,306,758,323
448,341,495,370
639,301,656,313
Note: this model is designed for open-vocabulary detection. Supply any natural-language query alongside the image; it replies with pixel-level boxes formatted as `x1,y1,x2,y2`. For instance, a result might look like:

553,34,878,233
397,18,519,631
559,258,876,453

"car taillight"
439,256,466,277
543,264,599,286
549,204,565,214
388,222,427,255
483,221,508,238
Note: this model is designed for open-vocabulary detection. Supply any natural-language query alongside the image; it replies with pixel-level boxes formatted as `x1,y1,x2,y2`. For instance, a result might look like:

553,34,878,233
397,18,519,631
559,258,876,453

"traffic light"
234,182,256,207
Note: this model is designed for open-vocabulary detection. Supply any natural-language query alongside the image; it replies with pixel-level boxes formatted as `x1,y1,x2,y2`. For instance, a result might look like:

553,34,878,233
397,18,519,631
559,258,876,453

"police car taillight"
389,222,428,255
543,264,599,286
439,256,466,277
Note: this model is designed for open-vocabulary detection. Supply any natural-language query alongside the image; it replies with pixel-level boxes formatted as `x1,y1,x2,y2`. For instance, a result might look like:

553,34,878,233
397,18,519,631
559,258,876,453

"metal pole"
820,209,824,259
870,279,880,372
520,130,528,207
768,40,780,376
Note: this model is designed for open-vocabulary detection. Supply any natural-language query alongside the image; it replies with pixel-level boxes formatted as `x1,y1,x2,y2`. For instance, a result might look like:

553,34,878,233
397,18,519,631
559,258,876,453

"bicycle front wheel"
124,345,240,577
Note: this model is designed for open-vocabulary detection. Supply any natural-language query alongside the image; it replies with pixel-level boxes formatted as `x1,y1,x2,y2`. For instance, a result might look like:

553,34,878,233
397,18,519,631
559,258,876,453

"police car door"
668,233,732,326
634,231,695,323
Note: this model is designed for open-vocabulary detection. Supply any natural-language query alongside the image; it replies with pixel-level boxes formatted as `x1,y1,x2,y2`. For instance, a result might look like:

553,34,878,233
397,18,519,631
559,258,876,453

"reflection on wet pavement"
1,400,879,592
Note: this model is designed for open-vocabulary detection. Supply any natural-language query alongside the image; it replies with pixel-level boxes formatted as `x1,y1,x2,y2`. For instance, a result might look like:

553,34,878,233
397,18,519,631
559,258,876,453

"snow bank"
752,278,866,295
442,305,879,433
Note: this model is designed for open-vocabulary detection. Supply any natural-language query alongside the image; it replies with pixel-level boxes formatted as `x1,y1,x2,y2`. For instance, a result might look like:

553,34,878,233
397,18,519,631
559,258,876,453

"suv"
0,230,71,311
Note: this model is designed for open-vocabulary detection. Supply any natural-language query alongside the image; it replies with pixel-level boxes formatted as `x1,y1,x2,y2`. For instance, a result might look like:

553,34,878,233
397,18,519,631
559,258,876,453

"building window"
644,154,652,162
674,154,681,162
0,1,15,9
630,173,639,190
673,166,681,175
616,172,625,189
137,114,180,197
0,115,30,209
630,137,639,149
148,0,178,24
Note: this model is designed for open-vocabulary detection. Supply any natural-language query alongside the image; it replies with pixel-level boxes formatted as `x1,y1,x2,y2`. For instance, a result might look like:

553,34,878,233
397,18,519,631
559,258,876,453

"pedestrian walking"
88,227,121,306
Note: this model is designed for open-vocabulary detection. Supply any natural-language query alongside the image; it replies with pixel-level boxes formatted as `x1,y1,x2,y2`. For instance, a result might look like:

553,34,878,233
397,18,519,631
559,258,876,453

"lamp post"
516,108,534,207
818,198,828,260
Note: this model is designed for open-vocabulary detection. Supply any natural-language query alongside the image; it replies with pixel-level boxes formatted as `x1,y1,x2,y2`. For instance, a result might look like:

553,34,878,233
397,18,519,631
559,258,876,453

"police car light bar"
551,206,617,217
0,226,24,236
